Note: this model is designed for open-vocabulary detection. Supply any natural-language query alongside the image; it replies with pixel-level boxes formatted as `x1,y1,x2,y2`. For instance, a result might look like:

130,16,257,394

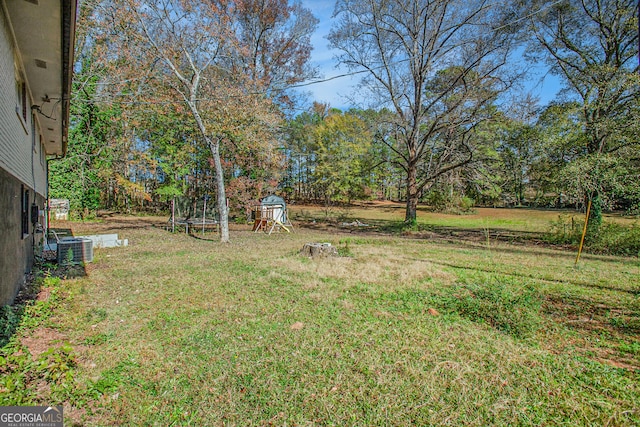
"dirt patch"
20,327,68,360
12,276,72,360
544,295,640,371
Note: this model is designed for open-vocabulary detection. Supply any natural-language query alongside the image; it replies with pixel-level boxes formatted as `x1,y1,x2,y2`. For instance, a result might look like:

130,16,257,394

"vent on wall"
35,59,47,69
57,238,93,264
23,0,39,5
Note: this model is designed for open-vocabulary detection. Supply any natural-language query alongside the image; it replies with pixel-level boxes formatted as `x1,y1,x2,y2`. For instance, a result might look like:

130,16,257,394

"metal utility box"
57,238,93,264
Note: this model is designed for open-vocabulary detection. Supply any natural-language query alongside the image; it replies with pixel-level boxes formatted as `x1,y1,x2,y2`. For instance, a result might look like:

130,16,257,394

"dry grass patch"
280,242,456,290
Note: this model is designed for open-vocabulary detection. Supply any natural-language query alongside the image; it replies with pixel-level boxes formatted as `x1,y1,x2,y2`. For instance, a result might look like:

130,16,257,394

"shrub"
0,306,23,348
424,190,476,215
545,215,582,245
592,221,640,256
545,215,640,256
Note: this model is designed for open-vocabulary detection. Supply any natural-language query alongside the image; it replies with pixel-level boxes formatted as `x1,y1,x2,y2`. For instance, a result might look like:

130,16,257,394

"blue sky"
299,1,562,111
299,0,357,109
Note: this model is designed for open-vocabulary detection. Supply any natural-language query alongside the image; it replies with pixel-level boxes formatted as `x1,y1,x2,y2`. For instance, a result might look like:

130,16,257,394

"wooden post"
202,195,207,236
171,197,175,233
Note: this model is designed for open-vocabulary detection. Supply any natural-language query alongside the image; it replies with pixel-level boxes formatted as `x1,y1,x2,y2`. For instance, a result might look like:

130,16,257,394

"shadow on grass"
94,217,164,231
419,235,640,268
424,258,638,296
544,293,640,334
543,293,640,370
298,218,640,267
299,217,545,239
0,260,86,348
187,232,218,242
1,228,89,347
55,215,167,233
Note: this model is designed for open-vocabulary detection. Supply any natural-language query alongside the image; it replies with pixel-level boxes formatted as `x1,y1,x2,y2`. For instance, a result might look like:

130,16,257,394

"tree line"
50,0,639,240
283,98,639,214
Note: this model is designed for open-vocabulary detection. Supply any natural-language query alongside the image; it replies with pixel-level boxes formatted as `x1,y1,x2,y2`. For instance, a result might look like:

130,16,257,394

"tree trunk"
586,191,602,239
405,164,418,224
171,197,175,233
300,243,337,258
186,97,230,243
209,140,230,243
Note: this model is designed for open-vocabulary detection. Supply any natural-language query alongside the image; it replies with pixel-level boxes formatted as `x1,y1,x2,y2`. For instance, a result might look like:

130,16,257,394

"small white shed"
252,195,293,234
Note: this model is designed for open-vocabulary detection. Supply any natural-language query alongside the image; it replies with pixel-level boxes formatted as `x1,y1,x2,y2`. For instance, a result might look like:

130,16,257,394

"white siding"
0,9,47,197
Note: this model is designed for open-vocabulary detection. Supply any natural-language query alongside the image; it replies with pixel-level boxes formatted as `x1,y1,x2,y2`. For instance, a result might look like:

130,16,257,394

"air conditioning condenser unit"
57,238,93,264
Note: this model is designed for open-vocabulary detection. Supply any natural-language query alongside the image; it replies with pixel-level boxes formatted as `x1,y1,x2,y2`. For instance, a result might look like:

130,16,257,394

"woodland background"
49,0,639,235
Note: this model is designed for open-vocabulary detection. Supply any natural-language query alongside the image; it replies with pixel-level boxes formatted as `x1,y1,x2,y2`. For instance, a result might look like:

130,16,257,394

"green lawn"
1,211,639,426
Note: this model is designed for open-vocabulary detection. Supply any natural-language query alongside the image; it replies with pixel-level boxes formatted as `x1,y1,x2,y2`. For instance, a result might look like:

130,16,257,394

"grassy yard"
1,209,639,426
289,201,637,233
291,202,556,232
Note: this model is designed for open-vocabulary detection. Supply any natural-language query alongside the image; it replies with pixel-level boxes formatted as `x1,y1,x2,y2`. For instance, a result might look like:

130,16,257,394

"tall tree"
283,110,318,201
329,0,519,223
49,73,124,216
529,102,585,206
125,0,237,242
51,1,131,216
83,0,316,241
524,0,640,229
232,0,318,100
312,110,372,204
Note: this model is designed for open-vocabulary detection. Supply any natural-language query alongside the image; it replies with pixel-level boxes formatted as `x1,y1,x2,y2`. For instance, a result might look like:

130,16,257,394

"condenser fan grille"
57,238,93,264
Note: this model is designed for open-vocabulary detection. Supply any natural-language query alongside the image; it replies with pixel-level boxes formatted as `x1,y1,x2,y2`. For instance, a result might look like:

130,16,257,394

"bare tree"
130,0,239,241
232,0,318,96
329,0,519,222
527,0,639,153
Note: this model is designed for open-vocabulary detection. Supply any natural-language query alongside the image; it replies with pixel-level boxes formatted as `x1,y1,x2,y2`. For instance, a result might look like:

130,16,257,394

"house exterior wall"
0,9,47,195
0,7,48,305
0,167,46,304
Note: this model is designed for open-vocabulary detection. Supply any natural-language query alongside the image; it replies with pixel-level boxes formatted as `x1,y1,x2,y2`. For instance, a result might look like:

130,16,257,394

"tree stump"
300,242,337,258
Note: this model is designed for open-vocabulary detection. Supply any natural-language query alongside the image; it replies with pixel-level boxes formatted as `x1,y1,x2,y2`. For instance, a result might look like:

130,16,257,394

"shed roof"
261,195,286,207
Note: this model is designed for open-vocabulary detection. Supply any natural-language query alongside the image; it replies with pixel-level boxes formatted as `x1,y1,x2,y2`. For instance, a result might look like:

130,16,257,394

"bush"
424,190,476,215
545,215,582,245
545,215,640,256
592,222,640,256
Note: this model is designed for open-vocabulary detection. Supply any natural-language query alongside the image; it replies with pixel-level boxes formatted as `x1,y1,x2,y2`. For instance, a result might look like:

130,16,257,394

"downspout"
61,0,77,159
